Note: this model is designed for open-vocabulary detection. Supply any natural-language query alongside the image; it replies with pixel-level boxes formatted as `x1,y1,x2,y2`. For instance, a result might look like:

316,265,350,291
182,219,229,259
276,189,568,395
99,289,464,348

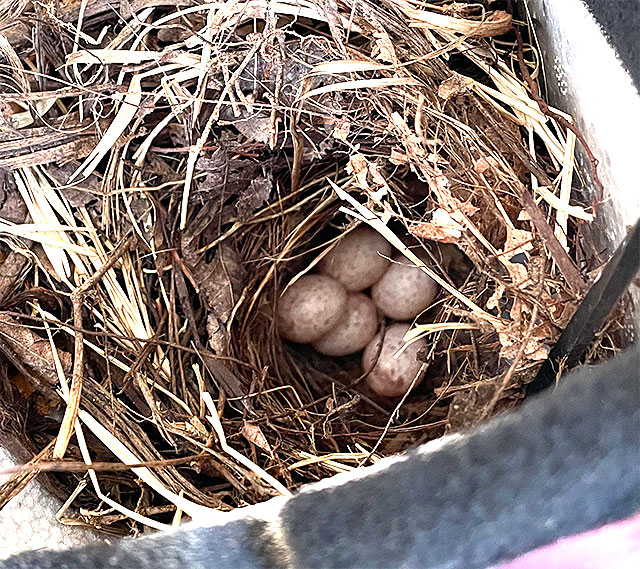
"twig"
515,179,585,293
53,235,136,459
0,453,209,476
515,29,604,200
202,392,292,497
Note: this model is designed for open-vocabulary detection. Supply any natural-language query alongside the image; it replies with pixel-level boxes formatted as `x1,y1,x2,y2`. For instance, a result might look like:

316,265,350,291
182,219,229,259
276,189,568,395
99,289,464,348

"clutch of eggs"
277,227,439,396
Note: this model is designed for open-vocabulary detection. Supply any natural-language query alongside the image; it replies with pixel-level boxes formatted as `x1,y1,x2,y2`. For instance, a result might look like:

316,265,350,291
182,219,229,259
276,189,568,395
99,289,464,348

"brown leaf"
198,244,245,355
236,172,273,219
45,163,103,210
497,307,551,362
487,283,506,311
372,31,398,64
389,147,409,165
0,313,71,384
242,422,272,456
409,208,465,243
0,170,27,223
504,226,534,258
229,109,273,145
473,155,499,174
438,74,473,100
347,153,389,204
196,148,272,219
347,153,369,190
331,118,351,141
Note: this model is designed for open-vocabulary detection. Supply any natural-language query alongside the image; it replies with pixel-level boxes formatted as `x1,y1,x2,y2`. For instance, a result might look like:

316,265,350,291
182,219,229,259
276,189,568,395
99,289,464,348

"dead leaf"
331,117,351,141
347,153,389,204
242,422,273,456
473,155,499,174
230,110,272,145
517,209,532,222
504,260,530,288
438,74,473,100
46,163,102,210
372,31,398,64
504,226,534,259
236,171,273,219
487,283,506,311
196,149,273,218
171,417,209,443
499,328,549,361
0,313,71,384
389,147,409,165
497,309,550,362
197,244,245,354
181,210,246,356
11,372,35,398
347,153,369,190
0,169,27,223
409,208,465,243
497,226,536,290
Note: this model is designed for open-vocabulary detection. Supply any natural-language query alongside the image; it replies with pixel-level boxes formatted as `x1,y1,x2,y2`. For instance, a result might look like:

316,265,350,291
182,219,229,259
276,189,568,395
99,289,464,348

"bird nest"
0,0,627,535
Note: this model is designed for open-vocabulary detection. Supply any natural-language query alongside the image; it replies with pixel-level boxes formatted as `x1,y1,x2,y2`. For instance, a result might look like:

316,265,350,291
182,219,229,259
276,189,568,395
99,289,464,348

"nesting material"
0,0,627,539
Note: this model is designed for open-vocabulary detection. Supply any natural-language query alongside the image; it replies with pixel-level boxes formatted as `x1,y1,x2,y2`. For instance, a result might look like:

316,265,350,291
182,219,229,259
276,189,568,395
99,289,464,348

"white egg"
312,293,379,356
371,253,439,320
318,226,392,291
362,323,427,397
277,274,347,343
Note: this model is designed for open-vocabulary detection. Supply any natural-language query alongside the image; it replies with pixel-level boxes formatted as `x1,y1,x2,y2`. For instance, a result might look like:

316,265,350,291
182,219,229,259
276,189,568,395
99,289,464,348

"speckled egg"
313,293,379,356
277,274,347,343
362,323,427,397
371,254,439,320
318,226,392,291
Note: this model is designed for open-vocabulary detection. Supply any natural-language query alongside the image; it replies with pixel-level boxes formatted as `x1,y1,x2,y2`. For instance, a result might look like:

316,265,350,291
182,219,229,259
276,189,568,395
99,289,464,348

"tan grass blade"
202,392,291,497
